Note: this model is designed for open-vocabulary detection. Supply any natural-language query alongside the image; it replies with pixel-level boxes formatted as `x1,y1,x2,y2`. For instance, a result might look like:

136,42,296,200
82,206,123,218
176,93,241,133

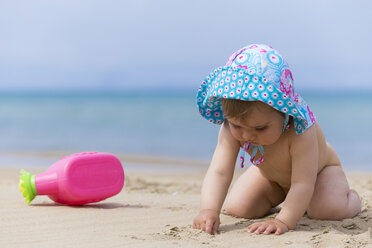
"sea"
0,90,371,171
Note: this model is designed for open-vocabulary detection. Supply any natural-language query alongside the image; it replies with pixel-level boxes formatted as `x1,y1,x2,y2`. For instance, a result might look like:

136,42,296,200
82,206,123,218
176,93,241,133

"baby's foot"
349,189,360,199
348,189,362,216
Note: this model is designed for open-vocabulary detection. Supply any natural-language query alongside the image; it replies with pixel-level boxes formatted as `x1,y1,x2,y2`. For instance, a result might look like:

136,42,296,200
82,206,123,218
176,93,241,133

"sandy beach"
1,164,371,248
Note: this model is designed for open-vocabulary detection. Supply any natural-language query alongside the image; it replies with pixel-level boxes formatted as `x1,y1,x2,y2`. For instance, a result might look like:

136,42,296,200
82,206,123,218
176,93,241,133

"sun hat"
196,44,316,134
196,44,316,166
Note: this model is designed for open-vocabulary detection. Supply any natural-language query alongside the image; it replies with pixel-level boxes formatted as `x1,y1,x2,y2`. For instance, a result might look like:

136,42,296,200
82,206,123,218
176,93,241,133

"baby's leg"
225,165,286,218
307,165,361,220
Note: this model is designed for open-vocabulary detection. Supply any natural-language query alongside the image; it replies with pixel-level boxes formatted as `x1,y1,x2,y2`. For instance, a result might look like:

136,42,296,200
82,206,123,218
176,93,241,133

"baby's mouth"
244,140,260,146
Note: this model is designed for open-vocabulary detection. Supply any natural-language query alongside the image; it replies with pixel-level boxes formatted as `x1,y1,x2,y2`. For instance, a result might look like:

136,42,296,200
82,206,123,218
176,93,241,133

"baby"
193,44,361,235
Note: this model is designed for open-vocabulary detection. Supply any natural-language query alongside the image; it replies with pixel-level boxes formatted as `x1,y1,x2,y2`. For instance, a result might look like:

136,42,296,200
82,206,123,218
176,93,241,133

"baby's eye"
255,126,267,131
231,124,241,129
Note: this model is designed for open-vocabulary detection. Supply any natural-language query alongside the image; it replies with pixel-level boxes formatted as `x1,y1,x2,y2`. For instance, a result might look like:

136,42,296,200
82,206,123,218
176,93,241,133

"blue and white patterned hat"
196,44,316,134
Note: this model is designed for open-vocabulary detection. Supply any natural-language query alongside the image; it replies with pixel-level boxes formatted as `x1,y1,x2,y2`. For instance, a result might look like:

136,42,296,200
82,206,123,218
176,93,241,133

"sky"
1,0,372,92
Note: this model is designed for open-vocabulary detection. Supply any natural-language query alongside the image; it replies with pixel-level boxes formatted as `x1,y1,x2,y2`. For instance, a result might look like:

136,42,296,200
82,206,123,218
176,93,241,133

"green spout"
19,170,37,205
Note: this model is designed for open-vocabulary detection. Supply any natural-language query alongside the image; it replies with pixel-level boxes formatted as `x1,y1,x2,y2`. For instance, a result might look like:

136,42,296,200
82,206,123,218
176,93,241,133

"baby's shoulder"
287,122,319,151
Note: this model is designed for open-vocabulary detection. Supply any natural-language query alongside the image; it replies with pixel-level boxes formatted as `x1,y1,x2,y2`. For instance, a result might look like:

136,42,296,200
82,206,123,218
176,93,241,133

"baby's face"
227,102,285,146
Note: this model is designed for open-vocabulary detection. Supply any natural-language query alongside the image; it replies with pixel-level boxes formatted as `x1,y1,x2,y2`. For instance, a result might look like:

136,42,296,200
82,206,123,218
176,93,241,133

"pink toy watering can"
19,152,124,205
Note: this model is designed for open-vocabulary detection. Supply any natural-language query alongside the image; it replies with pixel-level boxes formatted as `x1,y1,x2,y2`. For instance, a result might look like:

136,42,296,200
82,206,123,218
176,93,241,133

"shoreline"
0,150,210,174
0,150,370,174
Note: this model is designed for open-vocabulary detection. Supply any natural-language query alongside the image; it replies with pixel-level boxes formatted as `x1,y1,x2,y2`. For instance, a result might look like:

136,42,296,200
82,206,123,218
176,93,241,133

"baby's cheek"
231,131,242,140
263,132,281,144
230,129,241,140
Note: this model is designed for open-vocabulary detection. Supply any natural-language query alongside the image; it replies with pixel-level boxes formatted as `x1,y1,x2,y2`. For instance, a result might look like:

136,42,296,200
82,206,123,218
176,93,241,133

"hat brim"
196,66,315,134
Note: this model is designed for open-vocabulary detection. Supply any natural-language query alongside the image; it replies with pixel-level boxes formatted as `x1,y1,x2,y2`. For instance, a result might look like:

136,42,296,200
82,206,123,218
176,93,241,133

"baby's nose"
242,131,254,141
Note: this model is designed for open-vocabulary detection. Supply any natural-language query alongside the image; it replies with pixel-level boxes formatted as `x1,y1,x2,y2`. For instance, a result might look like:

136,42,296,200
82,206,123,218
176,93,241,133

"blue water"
0,91,371,171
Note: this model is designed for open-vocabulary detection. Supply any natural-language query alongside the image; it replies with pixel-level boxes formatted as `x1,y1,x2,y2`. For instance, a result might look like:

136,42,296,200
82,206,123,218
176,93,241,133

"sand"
1,166,371,248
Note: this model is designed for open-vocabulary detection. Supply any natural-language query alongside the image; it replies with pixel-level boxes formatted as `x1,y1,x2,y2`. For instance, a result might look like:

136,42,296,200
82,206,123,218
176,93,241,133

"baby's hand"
248,218,289,235
193,209,220,235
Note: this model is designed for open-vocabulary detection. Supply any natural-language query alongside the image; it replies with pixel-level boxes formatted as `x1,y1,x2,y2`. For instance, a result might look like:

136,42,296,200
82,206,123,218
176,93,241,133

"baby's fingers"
263,225,276,235
254,224,269,234
212,219,220,235
193,217,201,229
201,221,207,232
274,225,287,235
248,223,260,233
205,219,214,234
193,222,200,230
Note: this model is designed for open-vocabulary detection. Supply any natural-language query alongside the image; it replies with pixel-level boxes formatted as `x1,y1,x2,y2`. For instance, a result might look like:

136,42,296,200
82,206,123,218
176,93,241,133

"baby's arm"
193,122,240,234
249,125,319,234
276,125,319,229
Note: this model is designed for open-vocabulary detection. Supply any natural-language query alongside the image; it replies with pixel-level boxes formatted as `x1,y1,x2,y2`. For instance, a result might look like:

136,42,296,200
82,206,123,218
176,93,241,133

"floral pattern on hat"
196,44,315,134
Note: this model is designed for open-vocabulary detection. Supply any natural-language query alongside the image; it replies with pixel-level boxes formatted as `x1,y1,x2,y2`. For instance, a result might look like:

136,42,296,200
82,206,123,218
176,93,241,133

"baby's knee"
224,201,265,219
307,205,333,220
307,203,341,220
307,191,361,220
307,205,350,220
225,204,252,219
